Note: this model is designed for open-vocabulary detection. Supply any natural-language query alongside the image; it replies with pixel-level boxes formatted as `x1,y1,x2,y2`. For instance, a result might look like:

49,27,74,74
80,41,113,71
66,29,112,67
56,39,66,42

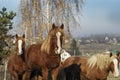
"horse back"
62,56,88,68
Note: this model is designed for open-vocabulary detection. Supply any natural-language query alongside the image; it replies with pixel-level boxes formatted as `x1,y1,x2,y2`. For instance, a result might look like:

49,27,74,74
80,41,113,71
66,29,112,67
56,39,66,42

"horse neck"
49,43,56,55
49,45,55,55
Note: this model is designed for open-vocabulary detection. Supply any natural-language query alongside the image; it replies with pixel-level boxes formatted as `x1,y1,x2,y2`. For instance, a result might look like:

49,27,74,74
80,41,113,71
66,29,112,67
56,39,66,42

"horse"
56,51,120,80
57,64,81,80
64,64,81,80
7,34,26,80
65,53,120,80
33,49,72,80
23,23,64,80
80,53,120,80
54,50,81,80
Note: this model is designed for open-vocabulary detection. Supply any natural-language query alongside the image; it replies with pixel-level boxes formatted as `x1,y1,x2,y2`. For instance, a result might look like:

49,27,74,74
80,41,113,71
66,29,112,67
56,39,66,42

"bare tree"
18,0,84,43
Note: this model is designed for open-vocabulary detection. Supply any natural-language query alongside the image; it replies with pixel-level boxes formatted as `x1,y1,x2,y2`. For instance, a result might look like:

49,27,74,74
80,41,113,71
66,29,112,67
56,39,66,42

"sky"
72,0,120,37
0,0,120,38
0,0,19,12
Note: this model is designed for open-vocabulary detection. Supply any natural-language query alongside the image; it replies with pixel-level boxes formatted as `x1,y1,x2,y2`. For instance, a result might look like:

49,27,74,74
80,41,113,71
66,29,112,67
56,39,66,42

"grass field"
79,44,120,55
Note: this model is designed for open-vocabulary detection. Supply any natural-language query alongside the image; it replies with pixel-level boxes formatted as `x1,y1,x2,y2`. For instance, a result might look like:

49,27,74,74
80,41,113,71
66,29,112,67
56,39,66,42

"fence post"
4,60,7,80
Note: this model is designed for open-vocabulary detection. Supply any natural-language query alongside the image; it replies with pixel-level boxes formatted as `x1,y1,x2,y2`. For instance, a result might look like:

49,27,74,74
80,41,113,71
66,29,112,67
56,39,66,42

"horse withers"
23,23,64,80
7,34,26,80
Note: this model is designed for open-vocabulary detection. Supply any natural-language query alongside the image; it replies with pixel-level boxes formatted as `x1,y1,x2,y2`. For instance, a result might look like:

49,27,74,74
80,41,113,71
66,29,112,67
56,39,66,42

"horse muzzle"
114,71,119,78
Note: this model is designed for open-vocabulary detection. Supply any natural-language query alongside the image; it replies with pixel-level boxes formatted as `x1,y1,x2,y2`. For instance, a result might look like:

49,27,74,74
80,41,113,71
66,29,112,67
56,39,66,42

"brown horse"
56,52,120,80
23,23,64,80
7,34,26,80
62,52,120,80
80,53,120,80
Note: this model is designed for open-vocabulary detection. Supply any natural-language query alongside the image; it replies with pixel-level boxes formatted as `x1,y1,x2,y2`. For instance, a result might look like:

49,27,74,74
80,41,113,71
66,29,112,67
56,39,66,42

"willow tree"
49,0,84,40
19,0,84,43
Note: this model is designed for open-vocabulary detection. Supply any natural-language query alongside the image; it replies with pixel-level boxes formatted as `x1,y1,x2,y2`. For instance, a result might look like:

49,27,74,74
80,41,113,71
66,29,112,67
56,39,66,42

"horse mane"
40,34,51,54
40,27,57,54
87,53,116,70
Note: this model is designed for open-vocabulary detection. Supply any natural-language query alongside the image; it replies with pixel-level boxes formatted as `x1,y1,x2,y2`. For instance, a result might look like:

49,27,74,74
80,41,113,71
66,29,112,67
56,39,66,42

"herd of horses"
7,23,120,80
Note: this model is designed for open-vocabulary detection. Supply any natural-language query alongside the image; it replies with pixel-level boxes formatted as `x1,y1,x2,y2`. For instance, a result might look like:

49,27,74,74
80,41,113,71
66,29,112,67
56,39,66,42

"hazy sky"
0,0,19,12
72,0,120,37
0,0,120,37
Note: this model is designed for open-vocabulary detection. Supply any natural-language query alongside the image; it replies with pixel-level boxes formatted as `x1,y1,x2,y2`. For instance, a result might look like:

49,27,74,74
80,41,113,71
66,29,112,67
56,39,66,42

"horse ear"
22,34,25,38
60,24,64,29
110,52,112,57
15,34,18,38
52,23,56,29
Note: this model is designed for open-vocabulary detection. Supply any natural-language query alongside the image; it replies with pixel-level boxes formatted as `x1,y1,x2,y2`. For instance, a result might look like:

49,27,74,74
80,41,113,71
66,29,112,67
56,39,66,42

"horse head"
87,53,119,78
41,23,64,55
14,34,25,55
109,52,119,77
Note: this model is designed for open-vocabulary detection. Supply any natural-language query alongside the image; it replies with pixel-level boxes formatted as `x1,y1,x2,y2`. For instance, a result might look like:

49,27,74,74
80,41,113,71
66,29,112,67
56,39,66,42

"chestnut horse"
23,23,64,80
7,34,26,80
80,53,120,80
61,52,120,80
56,52,120,80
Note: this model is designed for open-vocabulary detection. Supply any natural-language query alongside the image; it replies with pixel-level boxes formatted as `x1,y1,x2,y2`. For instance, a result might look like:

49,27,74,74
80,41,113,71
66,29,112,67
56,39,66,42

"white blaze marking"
56,32,62,54
113,58,119,77
60,50,71,62
18,40,22,55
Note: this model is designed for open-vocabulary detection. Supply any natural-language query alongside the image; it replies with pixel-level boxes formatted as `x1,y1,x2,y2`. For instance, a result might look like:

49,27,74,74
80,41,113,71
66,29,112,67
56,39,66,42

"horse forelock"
87,53,116,70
